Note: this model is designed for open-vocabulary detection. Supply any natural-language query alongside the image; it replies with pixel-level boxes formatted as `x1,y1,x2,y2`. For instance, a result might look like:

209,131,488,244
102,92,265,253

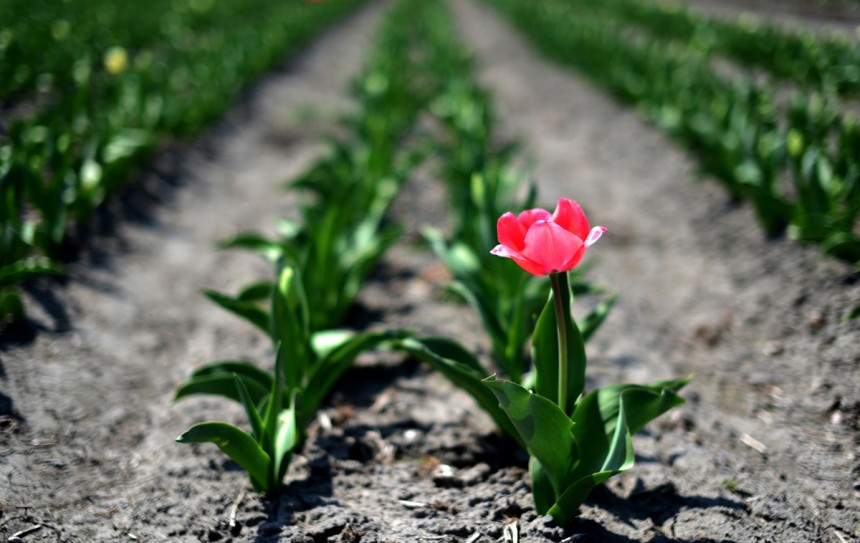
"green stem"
549,272,568,415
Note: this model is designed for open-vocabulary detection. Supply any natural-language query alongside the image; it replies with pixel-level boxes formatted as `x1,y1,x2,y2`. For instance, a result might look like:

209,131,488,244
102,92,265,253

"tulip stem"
549,272,568,415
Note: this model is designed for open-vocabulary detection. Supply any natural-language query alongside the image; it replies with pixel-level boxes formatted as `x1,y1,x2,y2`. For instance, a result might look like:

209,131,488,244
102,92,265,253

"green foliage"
482,274,690,523
215,0,460,332
175,263,403,495
486,0,860,264
0,0,363,321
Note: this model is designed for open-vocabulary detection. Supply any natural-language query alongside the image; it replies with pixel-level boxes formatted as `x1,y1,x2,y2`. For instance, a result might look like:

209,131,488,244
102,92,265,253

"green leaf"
271,265,312,391
273,390,300,483
395,337,522,446
235,374,265,441
173,361,273,406
529,456,557,516
303,330,407,425
237,281,274,302
0,258,64,289
176,422,270,489
310,329,356,360
0,288,25,322
843,304,860,323
204,289,270,334
483,376,576,495
579,294,617,343
548,393,635,523
218,233,283,262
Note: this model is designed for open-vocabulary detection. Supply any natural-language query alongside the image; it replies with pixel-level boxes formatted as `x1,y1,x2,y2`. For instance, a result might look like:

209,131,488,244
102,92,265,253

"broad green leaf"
204,289,269,334
483,376,576,494
529,456,557,516
173,361,273,405
396,337,522,446
548,394,635,523
176,422,270,489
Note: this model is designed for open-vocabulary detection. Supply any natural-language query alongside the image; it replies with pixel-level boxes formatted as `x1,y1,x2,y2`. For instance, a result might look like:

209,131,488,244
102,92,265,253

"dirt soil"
2,1,859,542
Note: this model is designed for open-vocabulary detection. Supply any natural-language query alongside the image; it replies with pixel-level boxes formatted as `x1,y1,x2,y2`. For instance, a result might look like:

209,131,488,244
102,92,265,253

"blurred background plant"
0,0,363,323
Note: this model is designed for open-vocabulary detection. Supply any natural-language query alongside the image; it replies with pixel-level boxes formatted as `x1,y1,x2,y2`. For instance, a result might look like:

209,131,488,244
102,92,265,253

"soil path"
1,0,859,542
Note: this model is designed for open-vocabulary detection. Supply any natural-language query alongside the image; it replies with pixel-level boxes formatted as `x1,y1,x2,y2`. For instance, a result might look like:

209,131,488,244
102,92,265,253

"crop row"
0,0,364,322
485,0,860,264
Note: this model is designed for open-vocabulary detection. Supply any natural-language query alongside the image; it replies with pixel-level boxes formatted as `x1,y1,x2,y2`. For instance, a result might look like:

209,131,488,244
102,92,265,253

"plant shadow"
563,482,746,543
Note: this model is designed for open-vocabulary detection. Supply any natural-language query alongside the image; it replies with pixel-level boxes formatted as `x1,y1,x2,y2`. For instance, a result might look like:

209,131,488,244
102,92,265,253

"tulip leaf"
303,330,406,425
274,390,300,483
204,289,270,334
0,288,25,322
173,361,273,405
271,265,311,391
237,281,274,303
529,456,557,516
235,374,265,441
548,394,634,523
176,422,270,488
579,294,617,343
0,258,64,288
218,233,284,262
396,337,522,446
483,376,576,496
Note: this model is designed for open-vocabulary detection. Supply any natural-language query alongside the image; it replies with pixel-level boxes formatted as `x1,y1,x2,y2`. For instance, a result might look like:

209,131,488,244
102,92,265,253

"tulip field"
1,0,859,541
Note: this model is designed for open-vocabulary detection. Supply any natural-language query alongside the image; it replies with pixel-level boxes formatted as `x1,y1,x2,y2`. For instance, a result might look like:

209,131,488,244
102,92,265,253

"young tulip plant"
482,197,691,523
174,262,403,496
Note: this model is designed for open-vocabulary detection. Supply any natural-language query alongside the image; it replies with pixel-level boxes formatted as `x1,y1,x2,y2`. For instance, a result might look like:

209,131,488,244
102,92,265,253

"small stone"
762,340,784,356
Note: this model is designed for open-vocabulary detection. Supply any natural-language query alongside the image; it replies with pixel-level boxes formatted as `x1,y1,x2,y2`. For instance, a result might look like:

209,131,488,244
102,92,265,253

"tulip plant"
483,198,690,523
174,262,402,495
395,9,614,444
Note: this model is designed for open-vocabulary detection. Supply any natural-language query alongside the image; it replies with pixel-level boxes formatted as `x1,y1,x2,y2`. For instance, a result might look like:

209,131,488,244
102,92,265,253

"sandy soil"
2,0,858,542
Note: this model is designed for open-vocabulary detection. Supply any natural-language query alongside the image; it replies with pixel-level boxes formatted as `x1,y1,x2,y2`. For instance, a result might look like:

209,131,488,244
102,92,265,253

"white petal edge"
584,226,607,247
491,244,514,258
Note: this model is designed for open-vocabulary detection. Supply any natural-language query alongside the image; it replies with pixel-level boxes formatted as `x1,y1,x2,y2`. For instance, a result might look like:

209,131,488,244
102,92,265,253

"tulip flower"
491,198,606,276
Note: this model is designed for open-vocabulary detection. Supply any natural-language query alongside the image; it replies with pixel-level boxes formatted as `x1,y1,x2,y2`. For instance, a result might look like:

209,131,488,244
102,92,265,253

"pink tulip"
491,198,606,276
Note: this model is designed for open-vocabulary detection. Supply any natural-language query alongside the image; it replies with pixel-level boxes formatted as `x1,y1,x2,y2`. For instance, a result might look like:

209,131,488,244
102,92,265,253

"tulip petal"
517,208,552,230
552,198,590,241
521,220,584,274
497,212,527,252
510,253,551,276
491,244,514,258
584,226,606,247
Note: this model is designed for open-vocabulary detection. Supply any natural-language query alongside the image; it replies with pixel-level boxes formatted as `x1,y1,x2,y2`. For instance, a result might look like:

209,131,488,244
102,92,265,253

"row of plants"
173,0,689,526
485,0,860,265
173,0,461,497
593,0,860,95
0,0,364,323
